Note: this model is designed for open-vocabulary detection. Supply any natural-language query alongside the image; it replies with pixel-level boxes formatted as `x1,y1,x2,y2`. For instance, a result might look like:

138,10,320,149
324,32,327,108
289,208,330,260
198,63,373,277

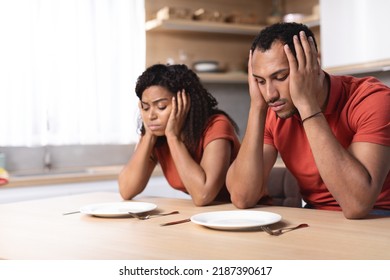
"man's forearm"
226,106,269,208
303,114,382,218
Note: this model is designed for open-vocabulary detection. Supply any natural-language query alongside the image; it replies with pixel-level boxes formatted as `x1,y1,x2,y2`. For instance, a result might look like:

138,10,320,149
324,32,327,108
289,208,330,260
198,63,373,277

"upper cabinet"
320,0,390,75
145,0,320,83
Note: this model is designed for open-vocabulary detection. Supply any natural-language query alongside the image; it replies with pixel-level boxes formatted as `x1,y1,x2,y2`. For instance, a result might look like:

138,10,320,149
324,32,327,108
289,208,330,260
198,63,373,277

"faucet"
43,147,52,172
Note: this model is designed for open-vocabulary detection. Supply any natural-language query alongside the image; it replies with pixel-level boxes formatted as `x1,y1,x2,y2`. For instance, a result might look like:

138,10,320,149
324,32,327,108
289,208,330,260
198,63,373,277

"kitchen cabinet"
320,0,390,75
145,0,320,84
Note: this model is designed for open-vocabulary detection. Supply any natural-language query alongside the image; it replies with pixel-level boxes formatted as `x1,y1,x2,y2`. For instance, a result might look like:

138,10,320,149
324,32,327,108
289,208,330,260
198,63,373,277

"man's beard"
276,106,298,119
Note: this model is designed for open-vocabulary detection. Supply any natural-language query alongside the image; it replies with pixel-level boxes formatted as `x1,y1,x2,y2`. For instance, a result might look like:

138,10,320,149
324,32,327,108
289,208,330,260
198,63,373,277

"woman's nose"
148,108,157,120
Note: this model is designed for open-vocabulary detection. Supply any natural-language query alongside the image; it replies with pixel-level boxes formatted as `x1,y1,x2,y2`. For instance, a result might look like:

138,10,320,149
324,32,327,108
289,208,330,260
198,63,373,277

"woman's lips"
148,125,162,131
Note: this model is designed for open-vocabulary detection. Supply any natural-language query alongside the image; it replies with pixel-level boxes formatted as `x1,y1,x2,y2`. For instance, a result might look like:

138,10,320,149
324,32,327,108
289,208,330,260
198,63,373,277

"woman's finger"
178,90,185,117
181,90,190,115
171,96,177,119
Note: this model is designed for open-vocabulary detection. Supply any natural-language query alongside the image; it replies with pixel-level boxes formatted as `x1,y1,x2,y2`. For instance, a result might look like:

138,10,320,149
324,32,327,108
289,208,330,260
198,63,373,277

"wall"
321,0,390,69
205,83,250,139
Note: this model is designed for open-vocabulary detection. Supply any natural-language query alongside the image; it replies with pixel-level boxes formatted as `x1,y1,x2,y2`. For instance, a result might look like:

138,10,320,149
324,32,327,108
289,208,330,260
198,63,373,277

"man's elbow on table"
229,190,260,209
341,201,375,219
226,181,262,209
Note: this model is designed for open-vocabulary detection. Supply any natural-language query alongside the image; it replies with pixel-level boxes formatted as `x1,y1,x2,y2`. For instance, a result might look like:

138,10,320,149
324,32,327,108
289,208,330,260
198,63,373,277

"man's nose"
265,83,279,102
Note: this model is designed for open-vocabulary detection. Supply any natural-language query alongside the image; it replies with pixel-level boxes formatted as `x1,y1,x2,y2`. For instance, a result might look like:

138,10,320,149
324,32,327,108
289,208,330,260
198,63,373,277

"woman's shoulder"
207,113,232,125
203,114,238,138
201,113,241,154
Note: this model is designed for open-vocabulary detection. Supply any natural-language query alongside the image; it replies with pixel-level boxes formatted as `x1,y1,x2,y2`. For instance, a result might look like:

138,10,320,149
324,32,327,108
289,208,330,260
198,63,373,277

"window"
0,0,145,147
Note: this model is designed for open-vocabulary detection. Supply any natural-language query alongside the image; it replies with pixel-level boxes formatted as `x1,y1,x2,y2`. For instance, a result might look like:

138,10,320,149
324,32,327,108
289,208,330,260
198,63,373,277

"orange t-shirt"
264,74,390,211
154,114,240,202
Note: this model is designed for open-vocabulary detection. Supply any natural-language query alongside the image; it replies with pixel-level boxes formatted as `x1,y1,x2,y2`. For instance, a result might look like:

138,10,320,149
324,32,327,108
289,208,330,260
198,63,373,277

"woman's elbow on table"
118,176,139,201
118,185,135,201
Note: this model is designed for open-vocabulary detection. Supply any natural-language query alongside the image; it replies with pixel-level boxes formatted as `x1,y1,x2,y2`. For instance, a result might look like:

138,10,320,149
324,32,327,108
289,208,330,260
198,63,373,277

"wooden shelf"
144,6,320,84
197,71,248,83
299,14,320,28
146,18,265,35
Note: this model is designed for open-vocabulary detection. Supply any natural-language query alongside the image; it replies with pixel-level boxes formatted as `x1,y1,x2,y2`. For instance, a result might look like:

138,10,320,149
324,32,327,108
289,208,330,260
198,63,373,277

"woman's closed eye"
140,103,168,111
140,103,150,111
157,105,167,110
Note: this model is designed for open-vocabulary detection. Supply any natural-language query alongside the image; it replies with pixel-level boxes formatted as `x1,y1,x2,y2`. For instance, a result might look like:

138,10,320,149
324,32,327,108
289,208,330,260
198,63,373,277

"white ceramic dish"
79,201,157,218
193,61,219,72
283,13,305,23
190,210,281,230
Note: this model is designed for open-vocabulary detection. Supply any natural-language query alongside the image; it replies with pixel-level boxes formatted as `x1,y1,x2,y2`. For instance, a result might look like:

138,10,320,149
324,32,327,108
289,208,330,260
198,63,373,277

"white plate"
79,201,157,218
190,210,281,230
193,61,219,72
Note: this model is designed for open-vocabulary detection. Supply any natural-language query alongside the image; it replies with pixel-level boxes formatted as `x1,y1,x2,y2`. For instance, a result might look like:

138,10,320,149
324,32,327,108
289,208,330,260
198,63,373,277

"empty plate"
190,210,281,230
79,201,157,218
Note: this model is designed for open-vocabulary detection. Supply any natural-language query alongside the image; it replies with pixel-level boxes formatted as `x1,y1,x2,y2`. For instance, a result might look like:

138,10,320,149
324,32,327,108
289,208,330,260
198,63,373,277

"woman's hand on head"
165,90,190,140
138,101,158,143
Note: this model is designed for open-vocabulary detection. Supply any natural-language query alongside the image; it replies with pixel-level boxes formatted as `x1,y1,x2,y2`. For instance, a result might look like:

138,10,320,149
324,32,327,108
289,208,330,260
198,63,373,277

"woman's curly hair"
135,63,238,157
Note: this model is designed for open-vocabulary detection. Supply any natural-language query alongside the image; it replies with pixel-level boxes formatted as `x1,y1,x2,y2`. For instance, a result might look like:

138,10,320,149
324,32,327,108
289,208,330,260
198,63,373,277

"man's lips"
268,101,286,112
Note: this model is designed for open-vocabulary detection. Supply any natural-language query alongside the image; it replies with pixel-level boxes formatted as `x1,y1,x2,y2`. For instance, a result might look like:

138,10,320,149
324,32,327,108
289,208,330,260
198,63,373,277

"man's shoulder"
334,74,390,95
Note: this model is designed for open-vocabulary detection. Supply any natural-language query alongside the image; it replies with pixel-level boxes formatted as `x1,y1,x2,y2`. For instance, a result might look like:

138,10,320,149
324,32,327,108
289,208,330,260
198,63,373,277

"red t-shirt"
154,114,241,202
264,74,390,210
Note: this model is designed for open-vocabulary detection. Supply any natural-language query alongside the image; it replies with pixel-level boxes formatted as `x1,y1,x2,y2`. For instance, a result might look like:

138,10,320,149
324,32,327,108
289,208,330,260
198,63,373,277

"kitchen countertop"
5,165,164,188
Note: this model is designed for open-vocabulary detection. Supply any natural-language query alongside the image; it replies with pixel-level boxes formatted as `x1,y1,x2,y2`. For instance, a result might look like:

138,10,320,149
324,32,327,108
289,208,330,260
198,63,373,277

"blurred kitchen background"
1,0,389,201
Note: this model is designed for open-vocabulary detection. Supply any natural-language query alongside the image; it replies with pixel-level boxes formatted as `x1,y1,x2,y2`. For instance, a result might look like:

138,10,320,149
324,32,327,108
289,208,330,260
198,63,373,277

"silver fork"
261,223,309,236
129,210,179,220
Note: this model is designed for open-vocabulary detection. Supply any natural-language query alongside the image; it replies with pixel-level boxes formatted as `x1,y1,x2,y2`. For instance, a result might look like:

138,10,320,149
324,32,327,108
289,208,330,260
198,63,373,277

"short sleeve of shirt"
264,109,277,147
202,114,239,148
349,88,390,146
154,114,240,193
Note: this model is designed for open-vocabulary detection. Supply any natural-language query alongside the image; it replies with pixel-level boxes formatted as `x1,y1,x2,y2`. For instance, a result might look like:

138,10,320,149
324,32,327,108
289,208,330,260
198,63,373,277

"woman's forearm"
118,135,156,200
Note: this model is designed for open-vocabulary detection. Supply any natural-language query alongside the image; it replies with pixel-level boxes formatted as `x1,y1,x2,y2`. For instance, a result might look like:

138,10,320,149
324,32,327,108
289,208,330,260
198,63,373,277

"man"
226,22,390,219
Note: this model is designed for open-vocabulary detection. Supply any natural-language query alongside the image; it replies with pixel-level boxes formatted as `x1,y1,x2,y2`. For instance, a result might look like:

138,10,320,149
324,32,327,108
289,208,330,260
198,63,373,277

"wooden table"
0,192,389,260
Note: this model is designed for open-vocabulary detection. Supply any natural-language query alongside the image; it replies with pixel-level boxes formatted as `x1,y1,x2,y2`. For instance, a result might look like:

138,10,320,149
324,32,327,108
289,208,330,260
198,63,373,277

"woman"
119,64,240,206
